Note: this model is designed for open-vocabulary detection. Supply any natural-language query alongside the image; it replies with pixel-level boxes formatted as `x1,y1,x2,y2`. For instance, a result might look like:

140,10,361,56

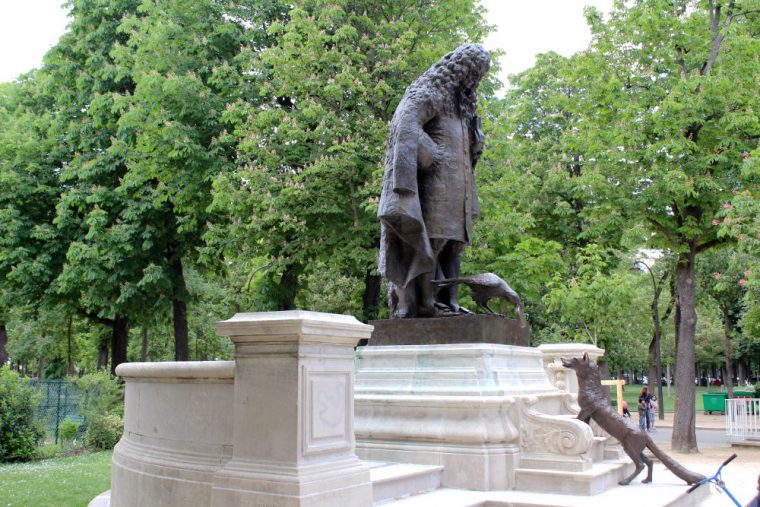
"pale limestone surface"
353,343,622,493
105,315,638,505
111,361,234,507
210,311,373,506
110,311,373,507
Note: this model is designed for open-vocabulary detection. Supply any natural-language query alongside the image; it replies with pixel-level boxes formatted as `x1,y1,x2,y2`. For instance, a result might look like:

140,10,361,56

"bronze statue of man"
378,44,490,318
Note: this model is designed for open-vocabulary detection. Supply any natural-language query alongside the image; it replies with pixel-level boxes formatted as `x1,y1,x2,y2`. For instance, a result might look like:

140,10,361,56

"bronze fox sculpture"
562,354,705,486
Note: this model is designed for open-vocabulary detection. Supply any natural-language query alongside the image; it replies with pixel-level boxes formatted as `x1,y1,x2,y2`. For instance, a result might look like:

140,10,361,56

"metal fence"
725,398,760,443
28,379,85,444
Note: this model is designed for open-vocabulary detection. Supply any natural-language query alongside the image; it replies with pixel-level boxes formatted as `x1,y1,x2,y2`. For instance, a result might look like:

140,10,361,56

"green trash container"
733,390,754,398
702,392,728,414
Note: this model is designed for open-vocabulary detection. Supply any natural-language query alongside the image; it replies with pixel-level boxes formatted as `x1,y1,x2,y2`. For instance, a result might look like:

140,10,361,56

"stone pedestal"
211,311,373,507
369,314,528,346
354,344,595,491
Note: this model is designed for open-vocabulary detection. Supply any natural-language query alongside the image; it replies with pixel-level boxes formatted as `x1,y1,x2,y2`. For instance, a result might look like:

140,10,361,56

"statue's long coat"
378,93,481,289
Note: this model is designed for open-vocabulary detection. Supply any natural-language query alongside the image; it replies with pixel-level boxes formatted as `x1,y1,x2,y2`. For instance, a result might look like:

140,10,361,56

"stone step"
514,459,636,496
377,469,711,506
369,462,444,505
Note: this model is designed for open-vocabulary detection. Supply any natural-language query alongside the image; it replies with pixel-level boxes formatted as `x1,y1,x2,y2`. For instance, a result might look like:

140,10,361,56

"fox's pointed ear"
582,352,589,362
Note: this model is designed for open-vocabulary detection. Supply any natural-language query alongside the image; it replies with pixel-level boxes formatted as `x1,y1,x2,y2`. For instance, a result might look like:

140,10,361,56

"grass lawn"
0,451,111,507
610,384,727,412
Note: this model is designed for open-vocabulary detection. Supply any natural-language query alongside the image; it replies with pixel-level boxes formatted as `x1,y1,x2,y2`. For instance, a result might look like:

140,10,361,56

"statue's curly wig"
404,43,490,121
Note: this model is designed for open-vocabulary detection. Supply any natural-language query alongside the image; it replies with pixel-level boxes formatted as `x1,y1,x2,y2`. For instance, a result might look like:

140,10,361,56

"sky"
0,0,613,86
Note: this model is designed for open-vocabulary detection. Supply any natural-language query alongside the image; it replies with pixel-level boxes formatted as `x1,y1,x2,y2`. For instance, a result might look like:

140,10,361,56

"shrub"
59,420,80,444
35,443,62,460
84,414,123,451
73,371,124,420
73,372,124,451
0,367,45,462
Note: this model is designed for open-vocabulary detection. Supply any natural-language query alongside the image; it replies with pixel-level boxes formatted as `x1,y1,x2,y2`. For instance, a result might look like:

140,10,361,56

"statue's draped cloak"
378,95,480,288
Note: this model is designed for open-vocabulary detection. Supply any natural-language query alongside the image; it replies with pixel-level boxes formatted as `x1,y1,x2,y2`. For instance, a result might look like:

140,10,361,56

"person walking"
638,387,649,431
648,395,658,431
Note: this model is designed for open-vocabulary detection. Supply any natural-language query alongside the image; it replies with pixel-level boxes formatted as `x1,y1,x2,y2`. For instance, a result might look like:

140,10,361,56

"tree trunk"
674,297,681,373
67,315,76,375
672,246,698,453
111,315,129,375
362,271,382,322
721,306,735,398
276,264,300,310
170,256,189,361
647,335,657,396
97,334,109,371
173,299,189,361
140,326,149,362
0,323,8,367
737,360,746,385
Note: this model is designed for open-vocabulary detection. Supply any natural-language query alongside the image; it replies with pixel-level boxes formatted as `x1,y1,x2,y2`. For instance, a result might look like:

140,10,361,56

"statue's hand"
417,131,439,171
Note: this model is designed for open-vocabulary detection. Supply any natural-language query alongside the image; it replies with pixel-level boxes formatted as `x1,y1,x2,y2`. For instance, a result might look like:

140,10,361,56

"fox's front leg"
577,406,594,424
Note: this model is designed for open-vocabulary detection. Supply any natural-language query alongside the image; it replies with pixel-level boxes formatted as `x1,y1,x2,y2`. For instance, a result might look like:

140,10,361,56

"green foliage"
73,371,124,421
540,246,648,370
84,414,123,451
297,265,365,317
58,420,80,444
72,373,123,453
693,300,728,370
568,0,760,450
717,149,760,341
34,443,63,460
0,367,44,462
0,77,67,342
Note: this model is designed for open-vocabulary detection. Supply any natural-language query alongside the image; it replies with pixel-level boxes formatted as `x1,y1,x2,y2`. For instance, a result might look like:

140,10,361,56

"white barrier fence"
725,398,760,442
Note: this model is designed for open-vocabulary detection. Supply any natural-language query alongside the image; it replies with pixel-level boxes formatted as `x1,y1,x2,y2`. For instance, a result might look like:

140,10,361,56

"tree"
718,147,760,382
493,52,629,254
697,248,752,395
583,0,759,452
110,0,271,359
462,97,568,305
0,77,69,370
631,254,676,419
465,52,633,338
40,0,146,374
542,246,648,365
214,0,494,319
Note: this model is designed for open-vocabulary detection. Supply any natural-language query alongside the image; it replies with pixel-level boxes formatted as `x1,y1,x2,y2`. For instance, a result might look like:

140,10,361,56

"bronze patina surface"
368,314,528,346
562,354,705,486
378,44,490,319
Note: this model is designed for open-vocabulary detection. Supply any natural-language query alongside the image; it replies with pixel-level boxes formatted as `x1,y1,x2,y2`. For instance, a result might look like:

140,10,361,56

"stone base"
210,457,372,507
368,314,529,346
110,362,235,507
515,459,636,495
354,344,600,492
358,440,520,491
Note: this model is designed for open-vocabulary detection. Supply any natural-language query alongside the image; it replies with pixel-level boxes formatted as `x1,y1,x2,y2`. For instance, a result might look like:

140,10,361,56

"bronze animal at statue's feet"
562,354,705,486
432,273,525,324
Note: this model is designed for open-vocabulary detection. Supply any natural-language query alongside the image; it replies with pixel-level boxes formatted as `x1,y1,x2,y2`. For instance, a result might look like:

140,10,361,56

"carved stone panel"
303,369,351,456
